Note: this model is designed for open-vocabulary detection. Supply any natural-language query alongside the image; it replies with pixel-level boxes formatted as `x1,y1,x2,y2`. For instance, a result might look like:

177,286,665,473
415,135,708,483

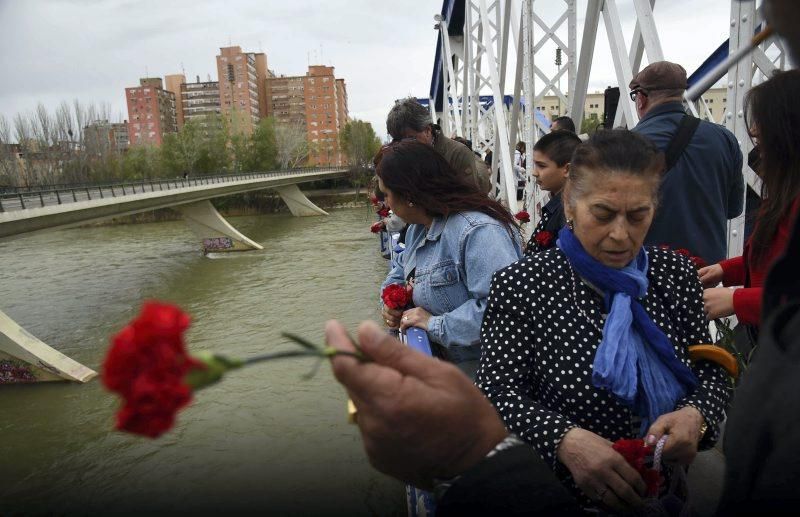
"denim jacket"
382,211,522,363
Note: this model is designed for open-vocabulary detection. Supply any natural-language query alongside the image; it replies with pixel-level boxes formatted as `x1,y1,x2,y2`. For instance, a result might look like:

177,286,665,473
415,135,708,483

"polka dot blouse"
476,246,730,499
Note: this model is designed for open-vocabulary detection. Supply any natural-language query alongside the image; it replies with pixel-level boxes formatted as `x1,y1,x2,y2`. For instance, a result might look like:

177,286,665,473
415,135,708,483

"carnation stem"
243,348,366,365
243,350,320,365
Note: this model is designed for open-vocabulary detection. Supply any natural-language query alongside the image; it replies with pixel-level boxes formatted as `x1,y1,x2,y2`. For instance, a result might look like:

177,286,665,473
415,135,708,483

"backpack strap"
664,115,701,172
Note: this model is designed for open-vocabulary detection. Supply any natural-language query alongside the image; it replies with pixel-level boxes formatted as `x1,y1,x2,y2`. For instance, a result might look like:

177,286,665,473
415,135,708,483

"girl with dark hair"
699,69,800,327
478,130,729,512
378,141,521,374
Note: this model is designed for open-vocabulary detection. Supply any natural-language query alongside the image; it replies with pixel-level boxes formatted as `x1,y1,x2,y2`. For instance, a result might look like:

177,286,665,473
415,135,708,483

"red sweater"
719,198,800,325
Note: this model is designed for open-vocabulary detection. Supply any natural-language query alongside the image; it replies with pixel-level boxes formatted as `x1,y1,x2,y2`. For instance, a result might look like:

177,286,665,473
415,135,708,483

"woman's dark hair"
744,69,800,266
565,129,664,211
533,130,582,166
376,141,517,230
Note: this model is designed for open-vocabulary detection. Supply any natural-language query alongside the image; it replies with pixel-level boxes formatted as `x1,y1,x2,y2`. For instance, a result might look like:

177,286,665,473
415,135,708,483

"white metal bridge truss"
430,0,789,256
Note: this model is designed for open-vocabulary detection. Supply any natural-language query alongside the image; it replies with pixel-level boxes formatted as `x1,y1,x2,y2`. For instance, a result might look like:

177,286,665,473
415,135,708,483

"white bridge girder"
431,0,788,257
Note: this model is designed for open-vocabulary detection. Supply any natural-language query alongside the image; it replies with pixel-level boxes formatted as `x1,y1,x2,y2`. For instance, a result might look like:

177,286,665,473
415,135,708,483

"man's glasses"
629,89,648,102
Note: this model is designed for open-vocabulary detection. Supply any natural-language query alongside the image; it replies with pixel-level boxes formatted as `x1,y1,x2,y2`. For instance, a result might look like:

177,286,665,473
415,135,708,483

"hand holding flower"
382,304,403,329
698,264,724,288
557,428,646,512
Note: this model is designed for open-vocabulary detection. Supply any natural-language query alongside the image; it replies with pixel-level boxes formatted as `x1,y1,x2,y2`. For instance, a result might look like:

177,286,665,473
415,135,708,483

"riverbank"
88,188,370,226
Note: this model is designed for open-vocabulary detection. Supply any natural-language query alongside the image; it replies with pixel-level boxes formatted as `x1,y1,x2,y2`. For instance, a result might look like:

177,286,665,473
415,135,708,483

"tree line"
0,101,382,188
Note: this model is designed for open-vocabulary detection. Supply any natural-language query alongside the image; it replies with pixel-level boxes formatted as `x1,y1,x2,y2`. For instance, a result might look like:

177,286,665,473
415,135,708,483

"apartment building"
216,46,269,135
266,65,349,166
164,74,186,129
125,78,178,146
534,87,728,125
84,120,130,153
181,78,222,127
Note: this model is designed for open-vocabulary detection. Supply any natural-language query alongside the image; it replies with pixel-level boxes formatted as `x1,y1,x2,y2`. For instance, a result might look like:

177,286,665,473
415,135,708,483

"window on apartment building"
708,99,714,104
144,88,150,93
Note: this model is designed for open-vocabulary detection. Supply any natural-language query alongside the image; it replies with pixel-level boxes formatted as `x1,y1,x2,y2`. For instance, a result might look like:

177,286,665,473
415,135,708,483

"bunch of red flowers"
514,210,531,223
103,301,204,438
381,283,413,310
612,439,662,497
370,221,385,234
534,230,555,248
660,245,707,270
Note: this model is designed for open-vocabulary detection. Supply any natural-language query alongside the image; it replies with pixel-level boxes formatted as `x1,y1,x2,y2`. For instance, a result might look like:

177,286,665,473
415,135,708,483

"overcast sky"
0,0,739,141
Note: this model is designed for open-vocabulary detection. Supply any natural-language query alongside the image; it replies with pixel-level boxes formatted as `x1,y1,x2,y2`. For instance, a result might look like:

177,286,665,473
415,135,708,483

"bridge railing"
0,166,348,213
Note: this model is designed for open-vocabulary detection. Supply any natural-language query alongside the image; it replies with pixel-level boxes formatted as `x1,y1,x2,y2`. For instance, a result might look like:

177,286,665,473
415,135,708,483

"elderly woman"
477,130,729,512
379,141,521,373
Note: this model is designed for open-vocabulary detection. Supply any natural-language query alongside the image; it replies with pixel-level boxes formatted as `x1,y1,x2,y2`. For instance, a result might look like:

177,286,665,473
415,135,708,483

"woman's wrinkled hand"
381,304,403,329
557,428,646,512
399,307,432,332
698,264,724,288
703,287,735,320
645,406,705,465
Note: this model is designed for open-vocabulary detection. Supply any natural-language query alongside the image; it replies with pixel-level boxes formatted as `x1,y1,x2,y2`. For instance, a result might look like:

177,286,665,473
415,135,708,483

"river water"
0,207,405,515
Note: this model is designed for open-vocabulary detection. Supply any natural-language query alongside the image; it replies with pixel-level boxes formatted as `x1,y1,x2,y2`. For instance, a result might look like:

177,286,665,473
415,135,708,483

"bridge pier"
274,184,329,217
177,200,264,253
0,309,97,383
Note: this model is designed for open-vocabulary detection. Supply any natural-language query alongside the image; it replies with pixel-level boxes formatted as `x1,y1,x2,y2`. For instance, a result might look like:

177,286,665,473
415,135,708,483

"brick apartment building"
216,46,269,135
125,78,178,146
123,46,350,167
266,65,350,166
84,120,129,153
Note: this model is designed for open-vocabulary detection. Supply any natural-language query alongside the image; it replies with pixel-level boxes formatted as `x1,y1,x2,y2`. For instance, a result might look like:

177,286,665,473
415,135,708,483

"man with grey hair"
386,97,492,193
630,61,744,264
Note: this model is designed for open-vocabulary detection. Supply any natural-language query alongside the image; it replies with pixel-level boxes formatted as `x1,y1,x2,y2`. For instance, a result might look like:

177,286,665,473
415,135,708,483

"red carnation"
370,221,385,233
514,210,530,223
534,230,554,248
103,301,204,438
689,255,707,269
674,248,691,257
612,439,662,497
381,283,412,310
370,194,379,206
377,207,390,218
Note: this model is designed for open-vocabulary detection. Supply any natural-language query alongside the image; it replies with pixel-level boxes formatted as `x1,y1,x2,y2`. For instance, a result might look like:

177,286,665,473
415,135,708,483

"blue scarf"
556,227,698,432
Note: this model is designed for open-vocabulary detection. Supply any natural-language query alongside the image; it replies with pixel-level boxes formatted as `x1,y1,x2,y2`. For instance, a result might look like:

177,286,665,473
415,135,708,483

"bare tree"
274,122,309,169
0,114,21,186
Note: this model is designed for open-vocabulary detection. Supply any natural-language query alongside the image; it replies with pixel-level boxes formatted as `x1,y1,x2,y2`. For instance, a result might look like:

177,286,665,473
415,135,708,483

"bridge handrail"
0,166,348,212
0,166,347,195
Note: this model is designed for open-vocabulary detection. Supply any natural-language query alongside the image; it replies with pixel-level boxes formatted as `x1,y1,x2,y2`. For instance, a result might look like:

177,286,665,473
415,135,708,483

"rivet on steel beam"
739,79,745,87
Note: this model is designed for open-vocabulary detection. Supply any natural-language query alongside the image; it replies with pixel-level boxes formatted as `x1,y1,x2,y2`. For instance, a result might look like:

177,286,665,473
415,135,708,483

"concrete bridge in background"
0,167,348,385
0,167,348,252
